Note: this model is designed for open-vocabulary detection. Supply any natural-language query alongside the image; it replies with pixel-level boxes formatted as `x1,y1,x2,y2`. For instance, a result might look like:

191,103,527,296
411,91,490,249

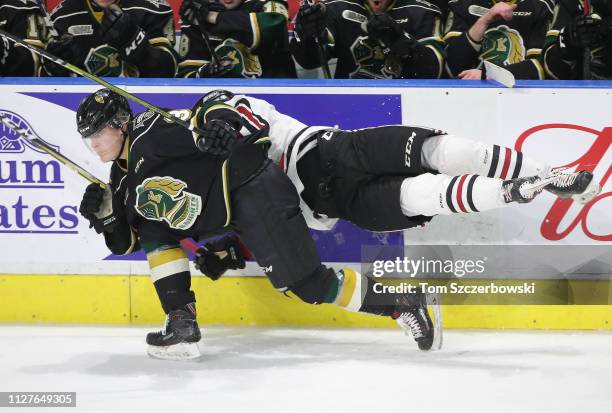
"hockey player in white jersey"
192,90,601,234
184,90,600,356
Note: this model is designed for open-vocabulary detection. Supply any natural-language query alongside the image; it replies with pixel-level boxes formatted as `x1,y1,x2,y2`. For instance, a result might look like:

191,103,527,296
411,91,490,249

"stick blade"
484,61,516,88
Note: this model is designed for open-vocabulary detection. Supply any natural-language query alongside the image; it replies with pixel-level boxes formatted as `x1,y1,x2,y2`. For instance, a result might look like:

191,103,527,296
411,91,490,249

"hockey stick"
199,24,224,71
0,112,107,189
305,0,332,79
483,61,516,87
0,29,208,137
582,0,592,80
0,111,209,255
427,292,443,350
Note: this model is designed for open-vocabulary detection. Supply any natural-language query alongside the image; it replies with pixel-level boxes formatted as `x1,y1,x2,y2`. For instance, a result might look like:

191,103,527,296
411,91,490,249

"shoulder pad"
131,110,158,131
325,0,366,10
394,0,442,15
200,90,236,105
123,0,172,11
534,0,555,15
1,0,41,11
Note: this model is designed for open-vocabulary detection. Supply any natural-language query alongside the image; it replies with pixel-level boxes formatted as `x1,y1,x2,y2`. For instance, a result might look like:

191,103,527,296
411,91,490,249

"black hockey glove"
43,34,78,76
194,236,246,280
196,56,236,78
294,2,327,41
79,183,124,234
99,4,149,62
195,119,239,157
366,13,418,59
559,15,605,57
180,0,226,27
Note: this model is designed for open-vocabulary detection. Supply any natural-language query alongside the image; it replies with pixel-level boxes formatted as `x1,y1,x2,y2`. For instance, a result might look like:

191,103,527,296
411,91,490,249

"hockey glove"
195,119,239,157
99,4,149,62
194,236,246,280
366,13,418,59
196,56,236,78
559,15,605,57
294,2,327,41
79,183,124,234
43,34,78,76
180,0,226,27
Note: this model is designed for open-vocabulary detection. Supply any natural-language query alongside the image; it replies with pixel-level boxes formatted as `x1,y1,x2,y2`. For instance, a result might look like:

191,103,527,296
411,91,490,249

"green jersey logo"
135,177,202,230
216,39,262,78
481,25,526,66
84,45,122,77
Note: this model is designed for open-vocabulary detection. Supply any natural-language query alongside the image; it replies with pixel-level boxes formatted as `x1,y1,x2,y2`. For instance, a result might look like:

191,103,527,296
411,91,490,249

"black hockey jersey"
178,0,296,78
542,0,612,80
444,0,555,79
47,0,177,77
290,0,446,79
0,0,47,76
102,94,272,254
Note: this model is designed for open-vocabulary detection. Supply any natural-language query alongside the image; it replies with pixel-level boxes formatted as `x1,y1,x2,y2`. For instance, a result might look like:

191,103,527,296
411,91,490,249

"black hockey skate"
502,175,545,204
391,291,440,351
146,303,202,360
543,170,601,204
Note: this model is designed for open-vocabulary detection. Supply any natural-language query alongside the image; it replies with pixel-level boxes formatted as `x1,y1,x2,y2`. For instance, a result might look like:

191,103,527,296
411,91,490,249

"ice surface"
1,326,611,413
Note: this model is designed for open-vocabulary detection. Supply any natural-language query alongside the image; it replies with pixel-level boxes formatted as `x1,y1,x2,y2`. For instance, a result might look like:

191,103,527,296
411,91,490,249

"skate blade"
428,293,443,351
572,182,602,204
147,342,202,361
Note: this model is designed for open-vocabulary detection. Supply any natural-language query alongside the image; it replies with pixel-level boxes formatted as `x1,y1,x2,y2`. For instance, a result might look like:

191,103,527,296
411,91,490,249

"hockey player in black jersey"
177,0,296,78
291,0,446,78
76,89,442,360
444,0,555,80
543,0,611,80
0,0,47,76
44,0,177,77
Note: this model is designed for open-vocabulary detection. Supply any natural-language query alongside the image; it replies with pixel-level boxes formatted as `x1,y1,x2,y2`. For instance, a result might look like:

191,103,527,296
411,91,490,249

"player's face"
92,0,117,8
366,0,392,13
219,0,243,10
87,126,125,162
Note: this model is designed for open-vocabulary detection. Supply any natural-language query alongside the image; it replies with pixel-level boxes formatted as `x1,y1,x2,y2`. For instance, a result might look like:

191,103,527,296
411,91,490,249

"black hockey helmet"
76,89,132,138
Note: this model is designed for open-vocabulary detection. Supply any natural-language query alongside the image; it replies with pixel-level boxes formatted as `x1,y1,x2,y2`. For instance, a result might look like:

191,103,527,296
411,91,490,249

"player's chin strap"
0,29,209,142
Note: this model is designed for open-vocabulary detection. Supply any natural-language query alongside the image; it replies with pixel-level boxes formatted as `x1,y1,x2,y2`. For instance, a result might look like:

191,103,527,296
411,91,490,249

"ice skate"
502,175,546,204
146,303,202,361
391,291,441,351
543,170,601,204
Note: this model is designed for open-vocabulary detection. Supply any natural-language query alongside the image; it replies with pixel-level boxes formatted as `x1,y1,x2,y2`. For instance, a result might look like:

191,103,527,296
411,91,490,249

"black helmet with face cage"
76,89,132,138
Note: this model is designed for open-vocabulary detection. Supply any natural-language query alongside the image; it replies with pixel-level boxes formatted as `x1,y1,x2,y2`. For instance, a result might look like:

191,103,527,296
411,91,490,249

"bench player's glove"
180,0,226,27
294,2,327,41
79,183,123,234
44,34,79,76
99,4,148,62
366,13,418,59
195,119,239,157
194,235,246,280
559,15,605,57
196,57,236,78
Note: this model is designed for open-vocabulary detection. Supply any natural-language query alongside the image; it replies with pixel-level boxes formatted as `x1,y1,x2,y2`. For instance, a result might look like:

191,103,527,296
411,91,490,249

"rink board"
1,274,611,329
0,79,610,329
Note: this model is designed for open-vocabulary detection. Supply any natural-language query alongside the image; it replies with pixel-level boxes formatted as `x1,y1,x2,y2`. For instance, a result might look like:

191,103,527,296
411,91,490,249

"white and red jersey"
202,91,337,230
